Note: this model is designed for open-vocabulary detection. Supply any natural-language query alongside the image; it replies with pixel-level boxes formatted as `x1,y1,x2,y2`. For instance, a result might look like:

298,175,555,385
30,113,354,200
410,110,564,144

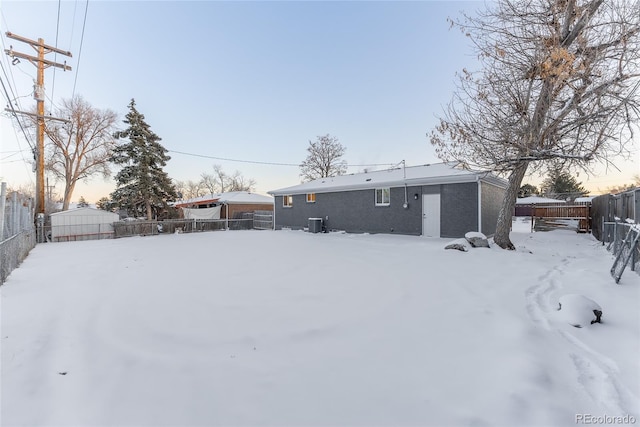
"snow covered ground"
1,219,639,426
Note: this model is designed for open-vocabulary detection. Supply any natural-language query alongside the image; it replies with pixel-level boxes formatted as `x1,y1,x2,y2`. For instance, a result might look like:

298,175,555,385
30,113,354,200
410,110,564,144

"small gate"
532,205,590,232
253,210,273,230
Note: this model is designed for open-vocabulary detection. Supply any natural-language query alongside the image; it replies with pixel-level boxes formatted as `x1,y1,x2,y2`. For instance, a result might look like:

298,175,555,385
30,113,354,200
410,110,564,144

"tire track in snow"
526,255,638,417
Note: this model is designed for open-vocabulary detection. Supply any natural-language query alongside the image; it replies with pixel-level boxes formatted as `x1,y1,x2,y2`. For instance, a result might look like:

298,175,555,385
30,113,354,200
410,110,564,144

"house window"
375,188,390,206
306,193,316,203
283,195,293,207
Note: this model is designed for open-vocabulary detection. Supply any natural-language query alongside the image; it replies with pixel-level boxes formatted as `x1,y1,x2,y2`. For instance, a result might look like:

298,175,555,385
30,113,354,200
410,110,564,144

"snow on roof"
574,196,595,203
515,196,565,205
268,162,506,195
175,191,273,207
55,202,97,210
50,207,119,218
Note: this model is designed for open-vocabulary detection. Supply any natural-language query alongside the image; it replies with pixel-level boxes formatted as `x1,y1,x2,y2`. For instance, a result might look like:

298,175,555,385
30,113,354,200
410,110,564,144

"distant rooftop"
175,191,273,207
515,196,566,205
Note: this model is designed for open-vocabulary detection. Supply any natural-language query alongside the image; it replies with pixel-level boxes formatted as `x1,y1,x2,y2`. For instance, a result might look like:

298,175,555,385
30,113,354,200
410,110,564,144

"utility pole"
4,32,71,227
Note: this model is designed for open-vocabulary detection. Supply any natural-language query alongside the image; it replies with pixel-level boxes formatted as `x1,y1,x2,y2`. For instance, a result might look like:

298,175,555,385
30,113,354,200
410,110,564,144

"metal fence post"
0,183,6,241
11,192,18,236
633,229,638,272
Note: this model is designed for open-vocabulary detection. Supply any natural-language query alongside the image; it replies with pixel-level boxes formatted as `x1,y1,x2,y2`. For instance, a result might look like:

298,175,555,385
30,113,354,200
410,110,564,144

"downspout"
272,198,276,230
402,160,408,209
477,175,482,232
226,203,229,230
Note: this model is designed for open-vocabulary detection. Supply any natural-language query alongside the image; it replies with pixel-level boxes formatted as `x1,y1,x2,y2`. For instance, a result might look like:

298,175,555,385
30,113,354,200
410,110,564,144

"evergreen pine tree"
518,184,539,198
96,196,115,212
540,170,588,202
77,196,89,208
110,99,177,219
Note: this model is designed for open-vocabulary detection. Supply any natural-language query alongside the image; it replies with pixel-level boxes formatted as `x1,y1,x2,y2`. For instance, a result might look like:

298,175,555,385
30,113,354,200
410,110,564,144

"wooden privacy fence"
532,205,591,232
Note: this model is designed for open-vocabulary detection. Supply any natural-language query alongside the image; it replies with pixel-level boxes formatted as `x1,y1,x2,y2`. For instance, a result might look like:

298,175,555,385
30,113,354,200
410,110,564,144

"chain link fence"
1,183,36,284
603,221,640,279
113,218,255,238
591,188,639,279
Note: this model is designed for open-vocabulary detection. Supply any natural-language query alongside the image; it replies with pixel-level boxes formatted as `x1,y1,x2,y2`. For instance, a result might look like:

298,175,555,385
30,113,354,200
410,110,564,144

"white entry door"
422,193,441,237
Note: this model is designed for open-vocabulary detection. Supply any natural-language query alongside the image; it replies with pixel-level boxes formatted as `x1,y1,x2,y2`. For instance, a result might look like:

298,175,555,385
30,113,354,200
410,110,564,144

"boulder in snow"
445,238,470,252
557,294,602,328
465,231,490,248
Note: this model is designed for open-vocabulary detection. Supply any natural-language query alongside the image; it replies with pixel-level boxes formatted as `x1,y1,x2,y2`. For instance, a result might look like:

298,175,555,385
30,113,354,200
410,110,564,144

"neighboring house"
514,195,566,217
174,191,274,220
268,162,507,238
50,207,119,242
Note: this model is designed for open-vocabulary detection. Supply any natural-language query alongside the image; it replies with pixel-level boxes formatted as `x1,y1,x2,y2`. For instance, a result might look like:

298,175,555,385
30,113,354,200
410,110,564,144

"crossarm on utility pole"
4,49,72,71
5,31,72,57
4,108,70,123
3,31,72,233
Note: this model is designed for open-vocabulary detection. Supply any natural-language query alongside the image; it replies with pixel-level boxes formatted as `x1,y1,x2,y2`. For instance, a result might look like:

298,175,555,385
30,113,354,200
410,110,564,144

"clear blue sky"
1,0,638,202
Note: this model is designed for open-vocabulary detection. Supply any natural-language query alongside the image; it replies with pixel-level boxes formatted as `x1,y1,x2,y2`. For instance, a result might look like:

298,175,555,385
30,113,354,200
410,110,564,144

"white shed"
50,207,119,242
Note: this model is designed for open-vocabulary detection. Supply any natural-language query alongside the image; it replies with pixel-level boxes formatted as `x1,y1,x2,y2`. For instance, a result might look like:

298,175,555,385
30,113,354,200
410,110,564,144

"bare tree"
174,179,208,199
43,96,118,210
186,180,206,199
228,170,256,192
213,164,228,192
198,165,256,193
173,180,187,200
200,172,218,194
603,175,640,194
430,0,640,249
300,134,347,181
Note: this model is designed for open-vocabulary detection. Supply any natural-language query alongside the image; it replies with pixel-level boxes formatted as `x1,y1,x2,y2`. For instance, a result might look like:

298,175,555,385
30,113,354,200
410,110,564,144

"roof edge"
269,174,509,196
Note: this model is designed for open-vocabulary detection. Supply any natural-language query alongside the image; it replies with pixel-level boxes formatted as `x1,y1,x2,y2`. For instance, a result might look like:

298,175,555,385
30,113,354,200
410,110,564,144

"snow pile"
1,220,639,426
445,231,490,251
556,294,602,328
465,231,490,248
444,238,470,251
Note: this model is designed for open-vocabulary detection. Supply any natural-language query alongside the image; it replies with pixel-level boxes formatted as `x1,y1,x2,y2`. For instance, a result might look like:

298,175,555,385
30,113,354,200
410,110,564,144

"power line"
71,0,89,99
168,149,300,167
44,91,63,112
167,149,397,169
0,26,30,114
0,74,35,151
0,151,30,163
50,0,62,105
0,75,35,184
0,27,36,181
68,0,78,49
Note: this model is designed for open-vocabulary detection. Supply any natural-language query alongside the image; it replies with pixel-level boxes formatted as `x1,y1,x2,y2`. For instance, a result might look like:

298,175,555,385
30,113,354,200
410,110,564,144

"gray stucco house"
268,162,507,238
